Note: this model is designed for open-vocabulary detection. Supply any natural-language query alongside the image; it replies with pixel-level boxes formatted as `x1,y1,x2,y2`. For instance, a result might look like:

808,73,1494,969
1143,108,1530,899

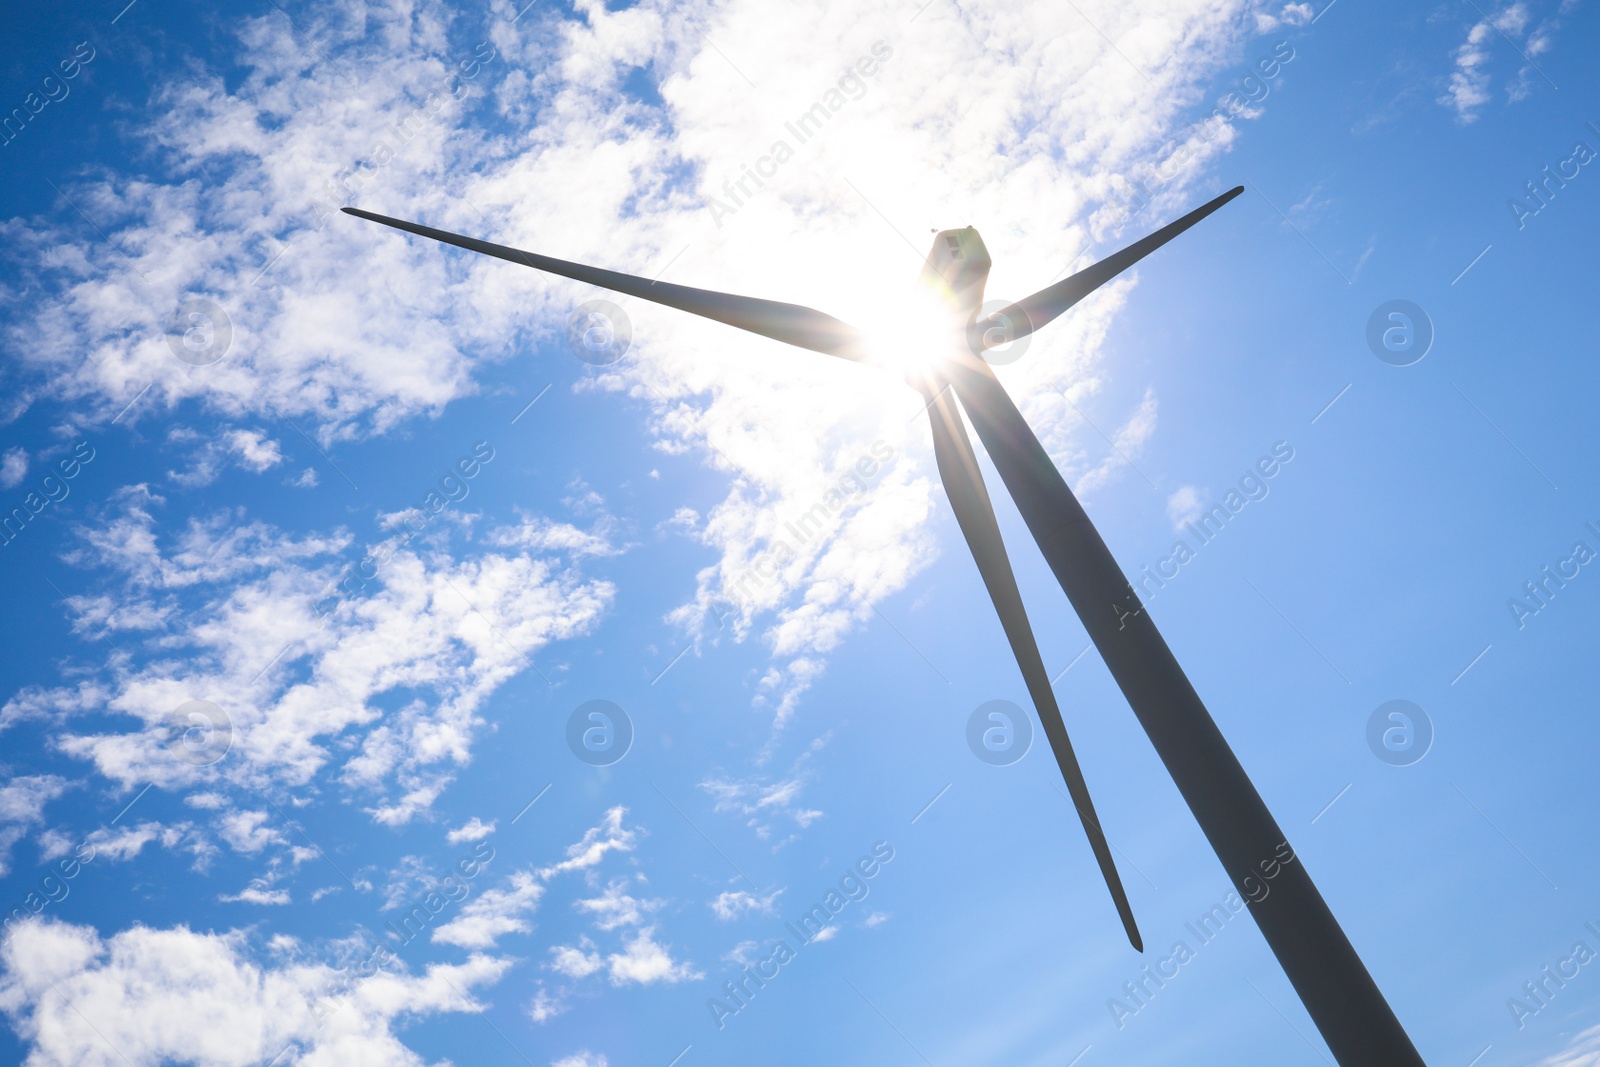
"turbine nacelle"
918,226,992,324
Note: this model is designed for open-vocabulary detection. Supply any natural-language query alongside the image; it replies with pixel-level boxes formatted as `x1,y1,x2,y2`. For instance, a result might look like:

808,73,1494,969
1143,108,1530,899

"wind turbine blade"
942,357,1426,1065
342,208,870,362
919,374,1142,952
971,186,1243,351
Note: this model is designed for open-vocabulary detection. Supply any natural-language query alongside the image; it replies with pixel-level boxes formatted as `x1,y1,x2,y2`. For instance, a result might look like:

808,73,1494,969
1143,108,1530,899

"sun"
861,287,964,379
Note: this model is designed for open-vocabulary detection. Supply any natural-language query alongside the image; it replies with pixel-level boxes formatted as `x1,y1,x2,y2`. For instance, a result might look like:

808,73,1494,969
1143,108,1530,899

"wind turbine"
342,189,1427,1066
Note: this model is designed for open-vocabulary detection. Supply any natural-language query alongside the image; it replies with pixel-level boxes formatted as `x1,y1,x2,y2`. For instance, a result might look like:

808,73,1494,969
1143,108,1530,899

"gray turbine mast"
343,190,1427,1066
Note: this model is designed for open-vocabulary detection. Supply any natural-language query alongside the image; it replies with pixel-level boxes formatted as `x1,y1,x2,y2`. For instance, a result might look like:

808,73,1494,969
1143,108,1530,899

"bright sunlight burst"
862,286,964,377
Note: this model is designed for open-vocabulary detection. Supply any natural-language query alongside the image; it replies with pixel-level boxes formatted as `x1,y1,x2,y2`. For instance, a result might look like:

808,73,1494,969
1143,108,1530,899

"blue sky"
1,0,1598,1064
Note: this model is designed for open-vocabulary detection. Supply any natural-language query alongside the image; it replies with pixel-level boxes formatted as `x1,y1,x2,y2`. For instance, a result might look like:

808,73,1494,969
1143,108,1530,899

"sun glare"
863,288,963,378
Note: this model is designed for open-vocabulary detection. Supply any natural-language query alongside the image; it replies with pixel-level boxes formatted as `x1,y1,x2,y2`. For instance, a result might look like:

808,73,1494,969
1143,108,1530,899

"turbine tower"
343,189,1428,1066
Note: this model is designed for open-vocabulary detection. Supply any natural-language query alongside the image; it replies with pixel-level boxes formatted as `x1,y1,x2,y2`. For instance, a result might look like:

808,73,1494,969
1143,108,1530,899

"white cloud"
721,939,761,966
710,888,783,921
428,806,698,994
220,881,292,905
575,880,660,930
1441,19,1498,121
1533,1023,1600,1067
58,484,346,589
446,816,496,843
0,683,114,733
700,735,828,842
0,447,26,489
605,926,701,986
1495,4,1532,36
431,870,543,949
448,803,695,1002
537,807,637,878
0,776,70,877
226,428,284,472
659,506,698,534
1074,386,1159,495
79,821,200,864
380,855,440,912
0,776,68,826
0,918,510,1067
2,0,1276,736
1166,485,1205,530
487,516,619,558
548,938,603,979
553,1054,608,1067
63,593,174,636
163,427,286,487
528,984,566,1023
5,489,612,825
1440,3,1556,122
1254,2,1313,31
524,808,698,989
219,811,287,855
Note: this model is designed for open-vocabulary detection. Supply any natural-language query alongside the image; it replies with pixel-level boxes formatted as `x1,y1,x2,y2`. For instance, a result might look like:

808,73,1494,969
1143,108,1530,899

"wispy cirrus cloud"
700,732,829,844
1440,1,1565,122
710,887,784,921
